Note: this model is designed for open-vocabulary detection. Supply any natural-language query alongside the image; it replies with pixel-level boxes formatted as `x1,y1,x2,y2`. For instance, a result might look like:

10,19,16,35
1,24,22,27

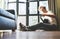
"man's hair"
40,6,46,10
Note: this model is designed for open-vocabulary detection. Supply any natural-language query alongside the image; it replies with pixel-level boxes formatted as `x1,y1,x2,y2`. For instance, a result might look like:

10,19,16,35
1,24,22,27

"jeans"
28,23,57,31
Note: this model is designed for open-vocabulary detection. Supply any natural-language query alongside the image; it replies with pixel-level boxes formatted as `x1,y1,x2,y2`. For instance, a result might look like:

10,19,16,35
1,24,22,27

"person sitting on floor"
19,6,57,31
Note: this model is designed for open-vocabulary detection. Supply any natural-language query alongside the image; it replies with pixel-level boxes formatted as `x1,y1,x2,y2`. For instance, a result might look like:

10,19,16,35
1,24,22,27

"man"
20,6,57,31
39,6,57,25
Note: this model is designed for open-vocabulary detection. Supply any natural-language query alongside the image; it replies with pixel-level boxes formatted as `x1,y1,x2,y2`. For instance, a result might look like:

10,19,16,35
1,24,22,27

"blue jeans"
28,23,57,31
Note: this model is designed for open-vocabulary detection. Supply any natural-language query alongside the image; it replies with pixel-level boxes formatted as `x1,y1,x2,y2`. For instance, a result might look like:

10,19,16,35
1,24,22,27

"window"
19,3,26,15
18,0,48,26
18,16,26,26
7,0,48,26
29,16,38,26
8,3,16,11
29,2,37,14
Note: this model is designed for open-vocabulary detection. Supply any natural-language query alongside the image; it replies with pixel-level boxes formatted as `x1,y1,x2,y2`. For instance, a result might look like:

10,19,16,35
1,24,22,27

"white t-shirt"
40,11,57,25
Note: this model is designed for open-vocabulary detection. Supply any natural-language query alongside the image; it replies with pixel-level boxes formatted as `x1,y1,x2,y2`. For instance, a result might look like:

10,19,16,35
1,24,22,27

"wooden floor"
0,31,60,39
0,32,16,39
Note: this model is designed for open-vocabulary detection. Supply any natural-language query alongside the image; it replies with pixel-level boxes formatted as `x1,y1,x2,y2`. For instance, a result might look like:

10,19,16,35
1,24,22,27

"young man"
20,6,57,31
39,6,57,25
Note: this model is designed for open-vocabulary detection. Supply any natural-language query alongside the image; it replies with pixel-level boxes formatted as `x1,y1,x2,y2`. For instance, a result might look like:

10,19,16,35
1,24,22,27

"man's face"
40,7,45,12
39,7,44,13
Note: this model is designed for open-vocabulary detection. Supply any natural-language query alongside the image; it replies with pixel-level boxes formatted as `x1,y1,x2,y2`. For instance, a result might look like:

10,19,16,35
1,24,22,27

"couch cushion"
0,8,15,20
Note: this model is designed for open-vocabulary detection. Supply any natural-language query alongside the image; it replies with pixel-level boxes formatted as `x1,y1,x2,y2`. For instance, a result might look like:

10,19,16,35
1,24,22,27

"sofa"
0,8,17,31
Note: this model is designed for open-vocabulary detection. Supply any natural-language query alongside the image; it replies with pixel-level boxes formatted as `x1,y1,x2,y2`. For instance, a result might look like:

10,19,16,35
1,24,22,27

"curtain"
0,0,8,9
48,0,55,13
48,0,60,30
55,0,60,30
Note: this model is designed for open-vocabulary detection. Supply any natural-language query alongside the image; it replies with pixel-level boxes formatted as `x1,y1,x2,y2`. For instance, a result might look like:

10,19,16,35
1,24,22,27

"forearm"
42,14,55,18
47,15,55,18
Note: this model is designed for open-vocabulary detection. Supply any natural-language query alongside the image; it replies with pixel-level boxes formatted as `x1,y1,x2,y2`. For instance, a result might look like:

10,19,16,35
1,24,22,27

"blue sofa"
0,8,17,31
